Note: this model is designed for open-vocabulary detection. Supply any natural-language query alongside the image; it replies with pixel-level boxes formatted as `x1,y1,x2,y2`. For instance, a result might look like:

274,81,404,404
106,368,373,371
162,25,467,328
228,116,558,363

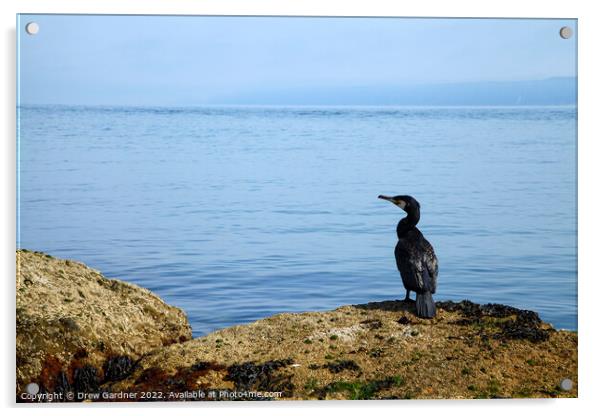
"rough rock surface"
16,250,192,397
107,299,577,400
16,250,577,401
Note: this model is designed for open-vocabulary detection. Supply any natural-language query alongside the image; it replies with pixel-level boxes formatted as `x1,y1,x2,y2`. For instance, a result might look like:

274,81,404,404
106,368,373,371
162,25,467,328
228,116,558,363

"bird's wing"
412,238,439,293
423,241,438,294
394,240,411,272
395,240,424,292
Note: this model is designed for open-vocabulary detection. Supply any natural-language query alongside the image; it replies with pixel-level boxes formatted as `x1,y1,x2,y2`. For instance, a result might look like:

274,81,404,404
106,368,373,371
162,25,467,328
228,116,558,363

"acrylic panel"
16,15,577,402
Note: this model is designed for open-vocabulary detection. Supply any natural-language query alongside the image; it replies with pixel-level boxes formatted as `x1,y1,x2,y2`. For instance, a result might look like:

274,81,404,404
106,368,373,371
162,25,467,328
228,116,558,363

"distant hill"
225,77,576,106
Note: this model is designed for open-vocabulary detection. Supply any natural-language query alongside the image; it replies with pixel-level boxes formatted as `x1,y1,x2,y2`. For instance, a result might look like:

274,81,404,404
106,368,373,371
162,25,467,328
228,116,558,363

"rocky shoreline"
16,250,577,401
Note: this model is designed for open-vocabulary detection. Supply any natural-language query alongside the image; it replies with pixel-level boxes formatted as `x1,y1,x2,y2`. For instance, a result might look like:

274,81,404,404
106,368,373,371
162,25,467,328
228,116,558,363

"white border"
3,1,601,415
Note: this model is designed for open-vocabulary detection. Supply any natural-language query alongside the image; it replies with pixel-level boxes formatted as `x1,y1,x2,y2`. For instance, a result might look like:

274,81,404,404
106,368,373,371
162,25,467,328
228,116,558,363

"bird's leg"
403,290,412,302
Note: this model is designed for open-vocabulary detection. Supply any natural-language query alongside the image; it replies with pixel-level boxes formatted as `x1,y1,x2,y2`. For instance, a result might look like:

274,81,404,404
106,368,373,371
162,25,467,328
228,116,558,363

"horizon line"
17,103,578,109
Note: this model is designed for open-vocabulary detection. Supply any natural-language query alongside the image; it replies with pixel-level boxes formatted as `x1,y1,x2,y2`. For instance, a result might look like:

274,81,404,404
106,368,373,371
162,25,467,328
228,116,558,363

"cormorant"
378,195,438,318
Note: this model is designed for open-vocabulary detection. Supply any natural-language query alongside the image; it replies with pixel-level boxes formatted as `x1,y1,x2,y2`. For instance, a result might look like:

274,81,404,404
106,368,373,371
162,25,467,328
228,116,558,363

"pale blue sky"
18,15,577,106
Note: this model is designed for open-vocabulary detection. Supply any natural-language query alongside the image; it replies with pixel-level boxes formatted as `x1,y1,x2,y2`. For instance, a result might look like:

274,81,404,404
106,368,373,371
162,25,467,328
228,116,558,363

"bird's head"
378,194,421,214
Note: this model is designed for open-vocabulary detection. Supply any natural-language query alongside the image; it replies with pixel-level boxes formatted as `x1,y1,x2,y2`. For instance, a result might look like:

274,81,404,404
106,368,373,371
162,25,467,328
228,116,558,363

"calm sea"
17,105,577,336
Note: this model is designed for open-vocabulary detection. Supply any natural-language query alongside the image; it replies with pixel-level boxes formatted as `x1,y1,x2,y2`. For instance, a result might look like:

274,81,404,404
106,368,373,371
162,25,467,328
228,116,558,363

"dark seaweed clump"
103,355,137,382
438,300,535,320
132,360,226,401
206,358,298,402
53,371,72,399
437,300,552,343
27,355,138,402
225,358,294,398
360,319,383,329
17,372,72,403
73,365,100,394
323,359,361,374
397,316,411,325
494,312,550,342
190,361,215,371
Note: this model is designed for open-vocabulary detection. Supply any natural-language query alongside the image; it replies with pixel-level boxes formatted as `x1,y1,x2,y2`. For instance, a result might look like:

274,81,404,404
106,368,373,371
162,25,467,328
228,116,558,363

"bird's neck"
396,211,419,238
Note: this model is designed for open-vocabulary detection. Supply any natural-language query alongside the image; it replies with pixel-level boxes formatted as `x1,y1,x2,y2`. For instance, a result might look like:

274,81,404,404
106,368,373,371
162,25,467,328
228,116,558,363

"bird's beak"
378,195,393,202
378,195,406,209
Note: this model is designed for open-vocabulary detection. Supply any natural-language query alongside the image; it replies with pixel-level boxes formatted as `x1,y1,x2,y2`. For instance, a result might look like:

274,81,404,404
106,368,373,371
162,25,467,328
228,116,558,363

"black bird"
378,195,438,318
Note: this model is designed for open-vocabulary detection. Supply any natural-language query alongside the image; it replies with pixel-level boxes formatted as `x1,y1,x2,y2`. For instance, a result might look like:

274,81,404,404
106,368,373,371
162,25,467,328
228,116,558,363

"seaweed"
323,359,361,374
360,319,383,329
73,365,100,394
439,300,552,343
190,361,215,371
495,315,550,343
53,371,71,398
103,355,136,382
134,360,226,395
397,316,411,325
225,359,294,397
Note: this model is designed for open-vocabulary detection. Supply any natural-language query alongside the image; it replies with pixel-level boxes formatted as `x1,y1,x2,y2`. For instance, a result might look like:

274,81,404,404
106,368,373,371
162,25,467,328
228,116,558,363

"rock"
16,250,577,400
109,301,577,400
16,250,192,399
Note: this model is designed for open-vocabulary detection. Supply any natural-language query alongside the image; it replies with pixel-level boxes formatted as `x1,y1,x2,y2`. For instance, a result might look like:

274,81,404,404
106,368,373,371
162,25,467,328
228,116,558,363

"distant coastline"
225,77,577,106
18,77,576,108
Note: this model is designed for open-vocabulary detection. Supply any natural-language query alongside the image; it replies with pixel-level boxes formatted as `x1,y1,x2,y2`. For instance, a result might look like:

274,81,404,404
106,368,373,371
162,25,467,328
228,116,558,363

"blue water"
17,105,577,336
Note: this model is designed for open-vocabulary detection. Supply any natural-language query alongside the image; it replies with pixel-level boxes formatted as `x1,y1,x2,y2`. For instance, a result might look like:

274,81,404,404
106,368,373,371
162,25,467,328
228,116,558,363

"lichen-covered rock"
16,250,192,398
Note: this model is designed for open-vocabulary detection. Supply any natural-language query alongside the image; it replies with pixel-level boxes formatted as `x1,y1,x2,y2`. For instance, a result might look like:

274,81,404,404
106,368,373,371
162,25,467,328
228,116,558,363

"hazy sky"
18,15,577,106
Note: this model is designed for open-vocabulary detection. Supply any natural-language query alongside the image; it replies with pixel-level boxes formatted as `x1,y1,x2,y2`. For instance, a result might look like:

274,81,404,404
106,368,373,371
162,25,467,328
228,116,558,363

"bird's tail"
415,291,436,319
